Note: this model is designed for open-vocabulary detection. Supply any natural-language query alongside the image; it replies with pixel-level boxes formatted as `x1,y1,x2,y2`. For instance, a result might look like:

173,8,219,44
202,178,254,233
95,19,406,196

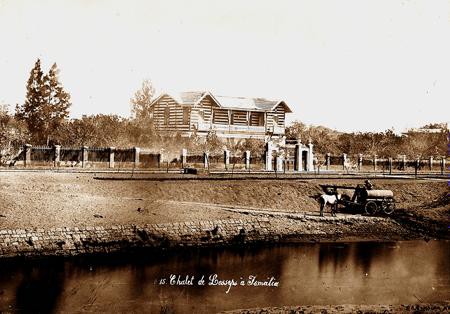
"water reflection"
318,243,353,274
0,241,448,313
353,242,394,275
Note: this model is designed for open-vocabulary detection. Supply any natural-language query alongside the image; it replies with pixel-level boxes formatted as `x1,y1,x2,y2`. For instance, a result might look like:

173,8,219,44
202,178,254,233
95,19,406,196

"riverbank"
0,214,418,259
221,303,450,314
0,172,448,258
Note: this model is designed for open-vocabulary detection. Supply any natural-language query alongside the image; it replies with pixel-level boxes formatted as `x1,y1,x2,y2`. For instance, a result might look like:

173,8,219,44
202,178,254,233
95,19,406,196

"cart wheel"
364,201,378,215
383,202,395,215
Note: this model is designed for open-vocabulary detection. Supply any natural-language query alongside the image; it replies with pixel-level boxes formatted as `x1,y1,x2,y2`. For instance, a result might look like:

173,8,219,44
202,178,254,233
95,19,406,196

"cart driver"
364,180,373,190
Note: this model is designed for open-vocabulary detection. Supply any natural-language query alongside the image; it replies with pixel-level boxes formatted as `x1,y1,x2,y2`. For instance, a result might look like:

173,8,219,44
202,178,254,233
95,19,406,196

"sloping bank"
0,215,418,259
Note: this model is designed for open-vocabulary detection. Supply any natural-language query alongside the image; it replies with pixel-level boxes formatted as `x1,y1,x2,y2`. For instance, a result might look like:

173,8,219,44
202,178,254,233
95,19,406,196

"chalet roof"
173,92,205,104
151,91,292,113
214,95,283,111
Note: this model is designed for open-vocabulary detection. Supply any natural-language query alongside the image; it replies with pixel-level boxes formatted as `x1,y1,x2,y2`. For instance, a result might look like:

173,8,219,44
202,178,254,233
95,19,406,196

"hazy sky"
0,0,448,132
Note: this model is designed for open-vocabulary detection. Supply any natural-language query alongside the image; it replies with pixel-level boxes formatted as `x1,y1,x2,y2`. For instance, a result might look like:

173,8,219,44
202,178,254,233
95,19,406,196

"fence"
320,153,447,175
6,145,147,170
249,153,266,171
30,146,53,167
2,144,447,174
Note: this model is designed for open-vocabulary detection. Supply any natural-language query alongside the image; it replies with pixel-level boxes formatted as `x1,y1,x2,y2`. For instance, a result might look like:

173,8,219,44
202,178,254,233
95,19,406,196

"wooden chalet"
148,91,292,141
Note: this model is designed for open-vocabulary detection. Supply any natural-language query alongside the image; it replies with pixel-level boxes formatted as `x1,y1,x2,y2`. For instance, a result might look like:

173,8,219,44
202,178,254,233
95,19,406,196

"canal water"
0,240,449,313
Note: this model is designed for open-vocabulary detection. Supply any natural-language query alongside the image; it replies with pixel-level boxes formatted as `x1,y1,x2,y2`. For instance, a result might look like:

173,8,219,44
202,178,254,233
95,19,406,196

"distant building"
148,91,292,142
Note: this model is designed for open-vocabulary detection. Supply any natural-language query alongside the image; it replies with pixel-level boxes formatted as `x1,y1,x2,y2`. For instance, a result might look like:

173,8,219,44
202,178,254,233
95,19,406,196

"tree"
57,114,128,147
42,63,71,144
203,131,224,154
0,104,13,151
286,121,340,154
0,104,30,165
285,121,307,139
128,79,159,147
15,59,46,142
15,59,71,145
130,79,155,122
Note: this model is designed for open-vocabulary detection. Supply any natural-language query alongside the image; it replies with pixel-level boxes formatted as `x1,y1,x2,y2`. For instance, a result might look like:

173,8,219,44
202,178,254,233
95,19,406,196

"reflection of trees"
4,241,446,312
353,242,395,275
14,259,65,313
318,243,352,274
431,241,450,284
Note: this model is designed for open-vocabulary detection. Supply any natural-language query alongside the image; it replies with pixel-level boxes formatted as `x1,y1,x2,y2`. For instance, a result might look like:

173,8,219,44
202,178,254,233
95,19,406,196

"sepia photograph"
0,0,449,313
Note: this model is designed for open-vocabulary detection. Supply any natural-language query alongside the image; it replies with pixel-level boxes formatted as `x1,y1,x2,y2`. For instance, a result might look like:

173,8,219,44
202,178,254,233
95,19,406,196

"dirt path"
0,172,447,238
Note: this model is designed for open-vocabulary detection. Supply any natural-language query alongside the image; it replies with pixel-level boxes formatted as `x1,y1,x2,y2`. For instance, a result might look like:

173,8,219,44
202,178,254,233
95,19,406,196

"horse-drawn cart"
319,183,396,216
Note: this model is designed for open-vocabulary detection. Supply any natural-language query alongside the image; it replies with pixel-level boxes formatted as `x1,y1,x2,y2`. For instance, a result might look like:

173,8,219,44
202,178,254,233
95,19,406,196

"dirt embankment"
392,192,449,239
0,172,448,239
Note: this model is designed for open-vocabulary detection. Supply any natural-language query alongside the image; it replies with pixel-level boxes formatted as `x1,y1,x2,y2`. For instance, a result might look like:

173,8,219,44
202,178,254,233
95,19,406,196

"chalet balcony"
197,123,266,134
267,125,285,135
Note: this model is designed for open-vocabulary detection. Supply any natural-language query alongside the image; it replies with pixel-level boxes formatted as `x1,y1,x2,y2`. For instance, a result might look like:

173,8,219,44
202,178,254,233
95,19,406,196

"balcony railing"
196,123,285,135
197,123,266,133
267,125,285,135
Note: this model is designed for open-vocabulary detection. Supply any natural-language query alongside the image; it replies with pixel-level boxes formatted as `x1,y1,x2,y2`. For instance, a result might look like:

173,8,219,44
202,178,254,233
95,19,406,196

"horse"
319,193,341,217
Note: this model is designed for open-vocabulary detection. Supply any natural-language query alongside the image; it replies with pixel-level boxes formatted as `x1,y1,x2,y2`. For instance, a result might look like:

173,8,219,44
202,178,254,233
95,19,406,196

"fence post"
415,157,420,178
24,144,32,168
109,147,115,168
204,152,209,169
133,147,140,168
81,146,88,168
294,141,302,172
373,155,377,171
358,154,363,171
307,141,314,171
245,150,251,170
159,152,164,169
224,149,230,170
326,153,330,170
388,157,393,175
429,156,433,171
265,142,273,171
402,155,406,171
54,145,61,167
441,157,445,175
157,153,161,168
181,148,187,168
276,154,284,172
342,153,347,170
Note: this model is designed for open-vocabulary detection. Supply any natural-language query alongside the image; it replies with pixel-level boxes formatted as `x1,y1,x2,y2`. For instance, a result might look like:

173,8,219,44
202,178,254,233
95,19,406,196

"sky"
0,0,449,132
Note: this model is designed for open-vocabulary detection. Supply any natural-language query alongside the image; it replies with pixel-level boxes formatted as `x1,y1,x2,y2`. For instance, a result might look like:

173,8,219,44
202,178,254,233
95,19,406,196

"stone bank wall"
0,217,275,259
0,214,415,259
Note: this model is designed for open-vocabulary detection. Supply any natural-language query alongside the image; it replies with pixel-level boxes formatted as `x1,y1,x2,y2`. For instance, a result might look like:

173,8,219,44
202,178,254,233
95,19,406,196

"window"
164,106,170,125
183,107,190,124
250,112,265,126
231,111,247,125
258,113,264,126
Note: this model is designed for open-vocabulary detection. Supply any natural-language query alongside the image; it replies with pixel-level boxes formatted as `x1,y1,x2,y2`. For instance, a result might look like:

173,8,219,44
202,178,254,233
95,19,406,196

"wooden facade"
149,92,292,140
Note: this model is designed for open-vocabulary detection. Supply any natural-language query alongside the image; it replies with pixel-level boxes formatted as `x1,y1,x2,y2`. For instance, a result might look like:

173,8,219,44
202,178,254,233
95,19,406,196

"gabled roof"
149,91,204,106
213,95,291,112
174,91,205,104
150,91,292,113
